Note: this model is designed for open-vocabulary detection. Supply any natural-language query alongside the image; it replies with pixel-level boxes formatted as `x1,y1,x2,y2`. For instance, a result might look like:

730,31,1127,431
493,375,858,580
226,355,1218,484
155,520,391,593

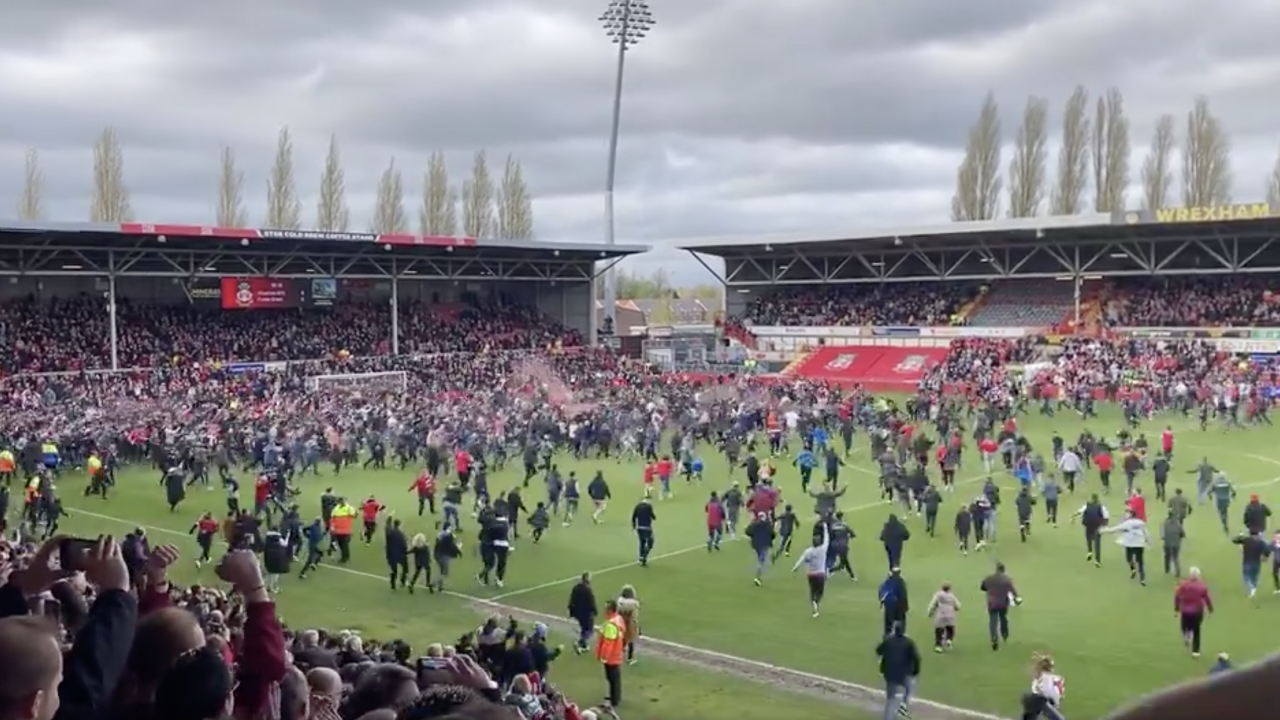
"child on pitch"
616,585,641,665
1021,652,1066,720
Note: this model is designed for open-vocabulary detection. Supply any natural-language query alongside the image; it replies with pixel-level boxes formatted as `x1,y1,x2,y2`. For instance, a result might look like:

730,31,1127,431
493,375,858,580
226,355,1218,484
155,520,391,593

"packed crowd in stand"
741,284,976,327
1034,338,1248,395
1105,276,1280,327
0,535,620,720
918,338,1039,395
0,298,583,374
730,277,1280,330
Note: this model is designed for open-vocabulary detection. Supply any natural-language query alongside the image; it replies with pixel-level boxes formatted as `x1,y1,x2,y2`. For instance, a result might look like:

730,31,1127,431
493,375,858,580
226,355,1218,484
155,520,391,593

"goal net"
306,371,408,395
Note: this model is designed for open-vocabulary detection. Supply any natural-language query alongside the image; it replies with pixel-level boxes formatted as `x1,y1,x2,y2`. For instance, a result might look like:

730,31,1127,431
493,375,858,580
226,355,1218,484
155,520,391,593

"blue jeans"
1244,561,1261,592
883,676,916,720
576,617,593,649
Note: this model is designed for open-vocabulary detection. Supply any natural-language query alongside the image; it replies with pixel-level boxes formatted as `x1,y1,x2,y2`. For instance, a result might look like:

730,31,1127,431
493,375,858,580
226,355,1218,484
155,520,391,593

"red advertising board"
220,278,300,309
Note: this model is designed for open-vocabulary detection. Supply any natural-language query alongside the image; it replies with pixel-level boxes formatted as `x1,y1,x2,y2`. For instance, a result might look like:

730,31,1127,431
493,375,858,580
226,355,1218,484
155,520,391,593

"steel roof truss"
1153,241,1190,272
1239,238,1275,269
1193,231,1235,271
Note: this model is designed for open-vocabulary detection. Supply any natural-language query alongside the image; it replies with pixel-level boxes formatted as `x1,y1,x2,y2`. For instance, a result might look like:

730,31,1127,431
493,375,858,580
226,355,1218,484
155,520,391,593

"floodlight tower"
599,0,654,332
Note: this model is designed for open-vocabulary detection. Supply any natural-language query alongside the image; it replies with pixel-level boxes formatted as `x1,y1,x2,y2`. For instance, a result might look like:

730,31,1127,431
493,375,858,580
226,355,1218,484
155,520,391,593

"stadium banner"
920,327,1030,339
748,326,1031,339
1113,202,1279,225
1113,327,1280,352
118,222,478,248
1116,327,1251,339
870,327,919,338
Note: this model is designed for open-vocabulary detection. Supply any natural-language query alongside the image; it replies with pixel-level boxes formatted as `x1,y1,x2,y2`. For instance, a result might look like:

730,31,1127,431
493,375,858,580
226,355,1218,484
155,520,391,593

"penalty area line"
65,505,1008,720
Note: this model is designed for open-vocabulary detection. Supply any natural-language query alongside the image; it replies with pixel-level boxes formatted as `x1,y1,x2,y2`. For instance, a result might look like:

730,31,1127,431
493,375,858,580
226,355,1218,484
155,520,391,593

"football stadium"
4,202,1280,720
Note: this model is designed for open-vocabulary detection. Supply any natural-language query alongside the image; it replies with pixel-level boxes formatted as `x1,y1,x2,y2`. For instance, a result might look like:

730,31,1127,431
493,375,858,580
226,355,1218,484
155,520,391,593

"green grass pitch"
45,404,1280,720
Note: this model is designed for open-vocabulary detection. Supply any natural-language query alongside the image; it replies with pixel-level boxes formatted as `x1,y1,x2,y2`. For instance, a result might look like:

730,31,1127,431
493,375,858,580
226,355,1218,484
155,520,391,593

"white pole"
108,273,120,371
391,270,401,356
1073,275,1082,329
602,2,630,332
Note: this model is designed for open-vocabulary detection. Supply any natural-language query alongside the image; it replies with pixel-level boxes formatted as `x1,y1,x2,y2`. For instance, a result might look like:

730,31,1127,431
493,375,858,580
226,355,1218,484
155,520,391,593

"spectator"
0,535,137,720
742,284,977,327
1107,277,1280,327
0,295,585,374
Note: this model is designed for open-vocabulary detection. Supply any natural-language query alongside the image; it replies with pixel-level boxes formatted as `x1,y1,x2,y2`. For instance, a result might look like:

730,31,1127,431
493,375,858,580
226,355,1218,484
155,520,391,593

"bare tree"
460,150,496,237
1050,86,1090,215
951,93,1003,221
1091,88,1131,212
371,159,408,234
89,127,133,222
495,154,534,239
1181,96,1233,207
315,135,350,232
1007,96,1049,218
16,149,44,221
215,146,248,227
1140,114,1176,211
419,151,458,236
265,127,302,230
1267,145,1280,208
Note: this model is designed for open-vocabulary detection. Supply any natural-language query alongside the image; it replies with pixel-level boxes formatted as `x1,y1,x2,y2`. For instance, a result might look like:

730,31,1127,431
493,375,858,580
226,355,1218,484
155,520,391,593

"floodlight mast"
599,0,654,332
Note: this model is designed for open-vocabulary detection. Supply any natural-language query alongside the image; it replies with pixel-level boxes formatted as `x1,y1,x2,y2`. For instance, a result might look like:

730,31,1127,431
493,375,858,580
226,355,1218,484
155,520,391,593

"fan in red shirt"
190,512,221,565
656,456,674,499
1126,490,1146,521
747,481,779,520
455,449,473,488
1161,427,1175,459
361,495,385,544
642,462,657,499
1173,567,1214,657
254,474,272,517
1093,449,1114,493
705,494,725,550
978,437,998,472
409,470,436,516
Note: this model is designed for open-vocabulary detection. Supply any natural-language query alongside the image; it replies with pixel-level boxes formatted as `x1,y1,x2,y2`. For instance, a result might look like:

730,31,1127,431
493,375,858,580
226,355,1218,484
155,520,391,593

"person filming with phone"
0,534,137,720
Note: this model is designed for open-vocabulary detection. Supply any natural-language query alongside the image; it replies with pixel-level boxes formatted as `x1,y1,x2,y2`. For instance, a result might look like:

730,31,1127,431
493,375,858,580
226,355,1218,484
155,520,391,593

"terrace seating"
742,283,978,327
0,297,585,374
1105,276,1280,327
967,281,1073,327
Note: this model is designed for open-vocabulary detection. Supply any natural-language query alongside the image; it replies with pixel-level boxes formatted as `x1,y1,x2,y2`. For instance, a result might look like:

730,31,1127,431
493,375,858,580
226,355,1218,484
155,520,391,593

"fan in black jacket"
385,519,409,590
566,574,598,654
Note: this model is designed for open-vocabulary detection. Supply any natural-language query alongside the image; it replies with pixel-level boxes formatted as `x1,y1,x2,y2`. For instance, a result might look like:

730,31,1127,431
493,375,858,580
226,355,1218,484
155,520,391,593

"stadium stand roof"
0,218,649,262
672,203,1280,257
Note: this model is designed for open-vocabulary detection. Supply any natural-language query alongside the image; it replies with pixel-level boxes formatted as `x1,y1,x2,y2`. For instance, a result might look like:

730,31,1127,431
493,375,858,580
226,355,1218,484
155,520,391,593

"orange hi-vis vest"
330,505,355,537
595,613,626,666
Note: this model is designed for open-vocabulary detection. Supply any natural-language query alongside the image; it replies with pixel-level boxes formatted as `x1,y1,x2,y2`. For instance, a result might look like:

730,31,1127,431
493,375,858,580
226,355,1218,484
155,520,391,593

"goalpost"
305,370,409,395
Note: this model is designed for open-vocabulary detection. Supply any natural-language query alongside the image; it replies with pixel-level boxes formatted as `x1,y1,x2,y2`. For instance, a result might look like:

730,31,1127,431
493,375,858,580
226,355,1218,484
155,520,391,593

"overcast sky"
2,0,1280,285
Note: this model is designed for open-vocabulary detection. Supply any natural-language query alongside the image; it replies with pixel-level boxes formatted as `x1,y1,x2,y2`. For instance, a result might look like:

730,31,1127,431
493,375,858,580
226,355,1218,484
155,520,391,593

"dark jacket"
875,631,922,684
0,584,139,720
567,581,597,621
